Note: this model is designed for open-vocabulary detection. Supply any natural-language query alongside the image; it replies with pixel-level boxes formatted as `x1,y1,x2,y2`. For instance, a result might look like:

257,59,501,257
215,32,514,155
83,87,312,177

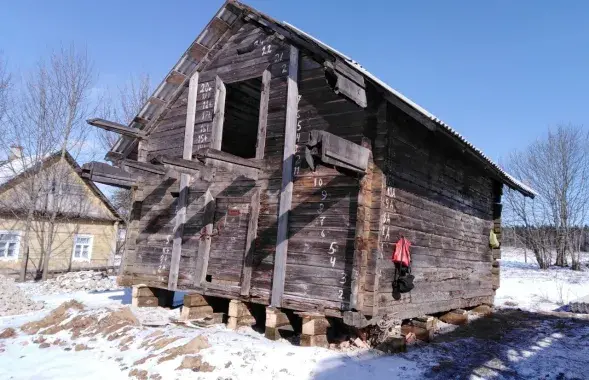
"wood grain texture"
241,188,260,295
255,70,272,159
168,72,200,291
211,76,227,151
194,190,214,285
271,45,299,307
118,16,501,323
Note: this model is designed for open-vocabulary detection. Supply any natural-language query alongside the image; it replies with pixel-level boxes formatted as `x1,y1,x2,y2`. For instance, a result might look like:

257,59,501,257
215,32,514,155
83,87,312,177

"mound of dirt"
0,275,44,317
177,355,215,372
157,335,210,364
27,271,121,295
21,300,85,334
20,300,141,343
0,328,17,339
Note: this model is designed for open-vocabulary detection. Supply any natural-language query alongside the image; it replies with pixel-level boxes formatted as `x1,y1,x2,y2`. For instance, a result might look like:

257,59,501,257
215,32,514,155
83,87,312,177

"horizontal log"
122,159,166,175
195,148,265,170
152,154,209,173
80,161,138,189
87,118,147,139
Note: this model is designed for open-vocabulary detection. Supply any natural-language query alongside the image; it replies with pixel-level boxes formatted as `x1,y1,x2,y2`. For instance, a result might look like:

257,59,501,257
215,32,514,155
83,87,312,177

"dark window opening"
221,77,262,159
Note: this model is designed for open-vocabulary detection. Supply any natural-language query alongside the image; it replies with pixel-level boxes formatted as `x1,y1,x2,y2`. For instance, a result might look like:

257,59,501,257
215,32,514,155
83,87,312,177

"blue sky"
1,0,588,164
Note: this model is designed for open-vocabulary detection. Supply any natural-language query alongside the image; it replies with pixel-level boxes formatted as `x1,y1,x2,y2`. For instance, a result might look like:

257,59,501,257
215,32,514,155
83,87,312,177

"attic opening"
221,77,263,159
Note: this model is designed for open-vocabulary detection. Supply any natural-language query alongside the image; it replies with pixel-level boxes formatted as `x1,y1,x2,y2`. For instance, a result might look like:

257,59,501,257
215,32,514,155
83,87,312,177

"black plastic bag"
396,273,415,293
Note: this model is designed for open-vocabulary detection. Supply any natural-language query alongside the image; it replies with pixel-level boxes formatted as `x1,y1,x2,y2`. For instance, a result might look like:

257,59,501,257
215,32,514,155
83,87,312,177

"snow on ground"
1,252,589,380
496,247,589,312
0,288,424,380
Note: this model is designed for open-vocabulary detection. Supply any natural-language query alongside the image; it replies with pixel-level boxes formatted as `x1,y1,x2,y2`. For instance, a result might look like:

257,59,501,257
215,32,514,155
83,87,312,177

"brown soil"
49,315,96,337
21,300,84,335
133,354,156,366
176,355,215,372
157,335,210,364
118,335,134,351
139,330,165,349
53,338,67,346
108,326,133,341
22,302,141,349
74,344,91,351
0,328,16,339
144,330,164,340
149,336,181,351
128,369,148,379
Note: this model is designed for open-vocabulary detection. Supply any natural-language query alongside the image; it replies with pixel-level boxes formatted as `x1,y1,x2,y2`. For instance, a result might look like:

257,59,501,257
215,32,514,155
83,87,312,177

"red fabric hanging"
392,237,411,267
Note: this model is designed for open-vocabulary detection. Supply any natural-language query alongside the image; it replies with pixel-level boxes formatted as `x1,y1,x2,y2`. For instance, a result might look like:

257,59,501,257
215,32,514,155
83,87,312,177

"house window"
221,77,263,159
72,234,93,261
0,231,20,260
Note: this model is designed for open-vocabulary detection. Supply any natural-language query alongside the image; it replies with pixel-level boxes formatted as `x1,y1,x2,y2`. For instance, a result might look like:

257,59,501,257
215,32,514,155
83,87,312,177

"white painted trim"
72,234,94,262
0,230,21,261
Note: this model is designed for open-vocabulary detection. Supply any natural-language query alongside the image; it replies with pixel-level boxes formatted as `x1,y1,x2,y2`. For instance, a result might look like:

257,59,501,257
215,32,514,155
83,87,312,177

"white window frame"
0,230,21,261
72,234,93,262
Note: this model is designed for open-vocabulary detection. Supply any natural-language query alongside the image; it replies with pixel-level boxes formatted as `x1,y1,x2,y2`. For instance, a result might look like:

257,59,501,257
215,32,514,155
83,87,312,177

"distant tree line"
502,225,589,268
503,125,589,270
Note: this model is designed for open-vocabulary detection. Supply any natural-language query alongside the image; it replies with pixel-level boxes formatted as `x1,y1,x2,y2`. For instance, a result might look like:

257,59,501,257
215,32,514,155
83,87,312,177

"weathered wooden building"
85,0,535,332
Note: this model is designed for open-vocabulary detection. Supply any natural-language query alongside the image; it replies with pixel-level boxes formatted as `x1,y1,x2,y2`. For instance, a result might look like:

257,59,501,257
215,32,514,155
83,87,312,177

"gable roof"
0,151,122,222
107,0,536,198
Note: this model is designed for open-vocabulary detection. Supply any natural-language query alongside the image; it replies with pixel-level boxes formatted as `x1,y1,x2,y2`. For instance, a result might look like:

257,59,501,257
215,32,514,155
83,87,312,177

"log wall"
281,54,366,313
119,17,500,320
373,103,496,319
121,22,291,303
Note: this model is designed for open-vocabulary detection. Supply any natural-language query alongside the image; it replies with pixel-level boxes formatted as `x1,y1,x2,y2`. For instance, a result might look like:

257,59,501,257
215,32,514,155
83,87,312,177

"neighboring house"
0,146,122,275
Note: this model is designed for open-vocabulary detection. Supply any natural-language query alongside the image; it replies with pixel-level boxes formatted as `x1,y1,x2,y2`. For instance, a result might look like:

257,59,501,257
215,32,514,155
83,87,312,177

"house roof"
0,151,123,222
107,0,536,198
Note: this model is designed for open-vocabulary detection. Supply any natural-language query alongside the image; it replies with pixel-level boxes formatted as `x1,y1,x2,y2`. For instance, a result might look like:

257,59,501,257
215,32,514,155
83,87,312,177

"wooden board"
271,45,299,307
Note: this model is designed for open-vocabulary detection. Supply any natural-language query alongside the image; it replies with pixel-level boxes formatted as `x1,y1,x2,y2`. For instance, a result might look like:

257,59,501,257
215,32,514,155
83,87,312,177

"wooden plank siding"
117,14,502,323
372,103,495,319
122,22,292,298
282,54,368,313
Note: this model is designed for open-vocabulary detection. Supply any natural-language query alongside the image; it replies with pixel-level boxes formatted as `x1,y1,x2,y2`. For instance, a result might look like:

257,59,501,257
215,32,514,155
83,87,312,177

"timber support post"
299,313,330,348
180,293,214,321
401,316,437,343
265,307,292,341
132,285,174,308
439,309,468,325
227,300,256,330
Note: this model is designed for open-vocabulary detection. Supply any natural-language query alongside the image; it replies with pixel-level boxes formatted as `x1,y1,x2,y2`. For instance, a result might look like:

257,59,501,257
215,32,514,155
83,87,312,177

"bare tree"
40,46,97,280
503,124,589,270
0,53,11,124
97,73,151,152
0,45,98,281
97,73,151,255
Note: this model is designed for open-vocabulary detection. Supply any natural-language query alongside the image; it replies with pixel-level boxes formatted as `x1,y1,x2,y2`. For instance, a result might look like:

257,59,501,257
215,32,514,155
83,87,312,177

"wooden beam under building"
87,118,148,139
